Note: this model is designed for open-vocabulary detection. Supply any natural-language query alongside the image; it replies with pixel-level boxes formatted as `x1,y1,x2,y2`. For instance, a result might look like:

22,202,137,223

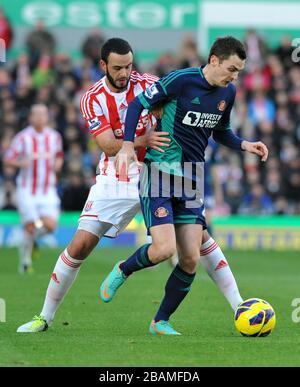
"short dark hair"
101,38,133,63
208,36,246,63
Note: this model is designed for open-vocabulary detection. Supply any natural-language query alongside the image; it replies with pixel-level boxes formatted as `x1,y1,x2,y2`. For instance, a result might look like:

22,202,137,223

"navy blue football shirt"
124,66,243,176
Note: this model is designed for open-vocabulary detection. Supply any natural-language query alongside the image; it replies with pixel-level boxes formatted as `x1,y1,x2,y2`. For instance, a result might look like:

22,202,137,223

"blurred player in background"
17,38,243,333
4,104,63,273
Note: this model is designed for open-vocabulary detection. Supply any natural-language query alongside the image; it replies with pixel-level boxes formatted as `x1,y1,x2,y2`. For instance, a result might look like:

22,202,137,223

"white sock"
40,249,83,324
19,231,34,266
200,237,243,311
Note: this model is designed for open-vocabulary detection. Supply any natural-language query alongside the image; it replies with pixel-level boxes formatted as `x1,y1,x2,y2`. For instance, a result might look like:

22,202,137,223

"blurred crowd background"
1,8,300,216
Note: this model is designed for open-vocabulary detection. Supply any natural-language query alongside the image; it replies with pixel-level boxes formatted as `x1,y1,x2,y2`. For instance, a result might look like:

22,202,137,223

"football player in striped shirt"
16,38,171,332
4,104,64,273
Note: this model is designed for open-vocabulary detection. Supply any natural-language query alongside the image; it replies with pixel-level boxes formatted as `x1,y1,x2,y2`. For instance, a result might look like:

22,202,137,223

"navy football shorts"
139,165,207,234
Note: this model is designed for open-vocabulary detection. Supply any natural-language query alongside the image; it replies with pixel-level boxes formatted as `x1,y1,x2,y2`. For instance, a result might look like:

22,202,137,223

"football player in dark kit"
101,36,269,335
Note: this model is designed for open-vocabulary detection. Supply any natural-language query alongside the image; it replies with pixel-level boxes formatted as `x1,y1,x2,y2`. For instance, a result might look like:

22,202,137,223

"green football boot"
100,261,126,302
149,320,181,335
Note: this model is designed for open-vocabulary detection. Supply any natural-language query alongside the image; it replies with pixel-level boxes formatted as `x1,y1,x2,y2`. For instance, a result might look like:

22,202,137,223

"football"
234,298,276,337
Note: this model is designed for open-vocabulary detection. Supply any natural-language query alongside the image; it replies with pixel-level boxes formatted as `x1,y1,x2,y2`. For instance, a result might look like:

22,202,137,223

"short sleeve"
137,70,185,110
80,93,111,138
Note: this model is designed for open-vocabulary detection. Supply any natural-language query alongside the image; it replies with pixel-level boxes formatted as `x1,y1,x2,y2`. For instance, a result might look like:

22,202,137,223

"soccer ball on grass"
234,298,276,337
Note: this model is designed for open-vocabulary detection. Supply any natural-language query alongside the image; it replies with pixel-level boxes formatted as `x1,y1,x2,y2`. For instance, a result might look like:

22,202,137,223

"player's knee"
67,240,91,260
151,243,177,263
179,255,198,274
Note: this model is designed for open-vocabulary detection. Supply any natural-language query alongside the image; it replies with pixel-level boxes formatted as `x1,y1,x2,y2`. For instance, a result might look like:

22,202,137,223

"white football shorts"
79,177,141,238
16,189,60,224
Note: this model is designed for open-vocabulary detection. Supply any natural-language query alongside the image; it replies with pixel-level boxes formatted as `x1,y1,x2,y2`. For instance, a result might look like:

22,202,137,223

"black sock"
120,244,155,276
154,264,196,322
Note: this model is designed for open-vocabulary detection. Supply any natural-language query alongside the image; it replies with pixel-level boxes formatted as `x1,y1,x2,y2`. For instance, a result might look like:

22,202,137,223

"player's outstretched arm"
213,129,269,162
93,123,170,157
241,140,269,162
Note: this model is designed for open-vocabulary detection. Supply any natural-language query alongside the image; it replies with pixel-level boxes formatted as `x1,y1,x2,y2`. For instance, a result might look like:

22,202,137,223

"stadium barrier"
214,216,300,250
0,211,300,250
1,211,300,250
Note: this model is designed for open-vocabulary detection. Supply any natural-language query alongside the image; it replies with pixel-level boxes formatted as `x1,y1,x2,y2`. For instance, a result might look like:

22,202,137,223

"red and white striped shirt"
5,126,63,195
80,71,158,182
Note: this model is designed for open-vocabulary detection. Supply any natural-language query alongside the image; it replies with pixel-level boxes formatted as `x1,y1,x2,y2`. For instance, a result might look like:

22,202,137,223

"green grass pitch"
1,247,300,366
